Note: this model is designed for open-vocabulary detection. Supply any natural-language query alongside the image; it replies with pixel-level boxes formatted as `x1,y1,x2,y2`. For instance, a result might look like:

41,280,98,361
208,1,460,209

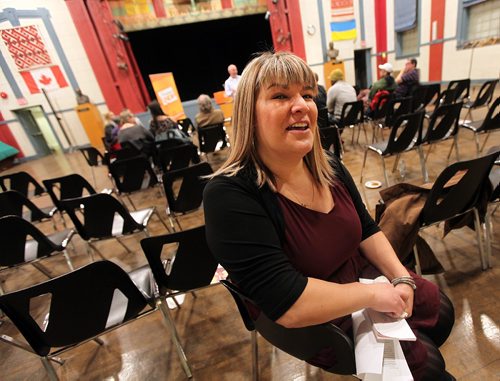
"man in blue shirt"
394,58,419,98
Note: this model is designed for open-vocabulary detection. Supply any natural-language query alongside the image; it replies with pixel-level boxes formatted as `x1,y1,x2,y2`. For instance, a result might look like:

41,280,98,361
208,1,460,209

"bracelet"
391,276,417,290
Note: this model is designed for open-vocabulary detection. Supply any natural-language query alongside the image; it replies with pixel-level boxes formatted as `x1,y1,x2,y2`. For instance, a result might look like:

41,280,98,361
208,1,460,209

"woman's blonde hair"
213,51,335,189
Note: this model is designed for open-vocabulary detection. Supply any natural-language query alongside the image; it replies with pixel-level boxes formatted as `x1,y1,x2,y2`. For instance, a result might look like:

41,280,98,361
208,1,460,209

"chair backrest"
0,190,50,223
384,110,425,155
476,96,500,133
0,171,45,198
384,96,413,127
109,156,158,194
423,102,463,143
220,280,356,375
445,78,470,103
157,143,200,173
420,150,499,227
371,91,393,120
59,193,143,241
177,117,195,136
0,215,60,267
43,174,97,212
113,145,143,162
198,123,226,154
470,79,498,109
0,260,149,356
411,83,441,111
140,225,218,295
78,147,105,167
317,107,330,129
162,162,213,214
338,100,364,127
319,126,342,159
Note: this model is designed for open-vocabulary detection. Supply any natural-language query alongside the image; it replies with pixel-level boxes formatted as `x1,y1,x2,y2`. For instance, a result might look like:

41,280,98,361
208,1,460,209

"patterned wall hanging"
330,0,357,41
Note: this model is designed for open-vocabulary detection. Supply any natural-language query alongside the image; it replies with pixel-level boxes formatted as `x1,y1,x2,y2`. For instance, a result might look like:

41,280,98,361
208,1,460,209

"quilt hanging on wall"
0,25,68,93
330,0,357,41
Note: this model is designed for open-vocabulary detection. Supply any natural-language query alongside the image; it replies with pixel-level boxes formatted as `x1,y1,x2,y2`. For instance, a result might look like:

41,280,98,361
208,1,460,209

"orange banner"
149,72,185,119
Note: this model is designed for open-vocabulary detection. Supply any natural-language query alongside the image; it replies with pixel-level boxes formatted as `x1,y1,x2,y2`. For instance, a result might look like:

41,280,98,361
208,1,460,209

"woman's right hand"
368,283,407,317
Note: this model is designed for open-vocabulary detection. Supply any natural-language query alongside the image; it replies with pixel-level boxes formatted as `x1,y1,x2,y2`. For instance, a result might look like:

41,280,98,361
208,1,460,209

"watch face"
365,180,382,189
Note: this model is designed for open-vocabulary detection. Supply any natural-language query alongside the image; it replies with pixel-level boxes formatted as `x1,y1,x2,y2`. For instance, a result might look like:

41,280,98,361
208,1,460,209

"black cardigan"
203,155,380,321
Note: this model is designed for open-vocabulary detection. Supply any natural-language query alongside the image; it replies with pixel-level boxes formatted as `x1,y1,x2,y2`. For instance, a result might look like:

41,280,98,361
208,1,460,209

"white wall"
0,0,105,158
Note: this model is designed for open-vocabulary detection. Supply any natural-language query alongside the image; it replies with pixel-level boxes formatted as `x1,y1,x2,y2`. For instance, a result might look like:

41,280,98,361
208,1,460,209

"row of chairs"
360,96,500,187
2,151,498,380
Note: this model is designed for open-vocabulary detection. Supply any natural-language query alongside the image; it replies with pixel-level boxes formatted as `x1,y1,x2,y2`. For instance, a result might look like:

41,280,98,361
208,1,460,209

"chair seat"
128,264,156,301
367,141,387,155
130,207,155,227
461,120,482,131
24,229,75,262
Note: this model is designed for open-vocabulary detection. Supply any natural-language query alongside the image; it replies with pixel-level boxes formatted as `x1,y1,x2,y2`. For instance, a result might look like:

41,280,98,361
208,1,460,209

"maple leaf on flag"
39,74,52,85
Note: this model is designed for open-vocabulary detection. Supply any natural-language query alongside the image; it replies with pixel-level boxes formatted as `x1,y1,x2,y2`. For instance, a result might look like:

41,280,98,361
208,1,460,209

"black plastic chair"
372,96,413,142
43,174,99,227
411,83,439,112
177,117,195,136
78,146,108,187
317,107,330,130
0,215,76,294
360,110,426,186
59,193,168,260
421,102,463,170
220,280,356,380
197,123,228,159
412,150,499,274
319,126,343,160
140,225,219,378
367,91,393,142
335,100,366,145
0,260,161,381
109,156,162,210
162,162,213,231
461,97,500,156
0,171,46,199
156,143,201,173
439,79,470,105
0,190,58,230
462,79,498,122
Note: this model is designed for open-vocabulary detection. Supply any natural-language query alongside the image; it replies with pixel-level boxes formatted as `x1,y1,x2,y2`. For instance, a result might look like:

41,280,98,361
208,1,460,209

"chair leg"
62,250,75,271
116,237,133,254
251,330,259,381
472,208,488,271
41,357,59,381
359,149,368,183
417,146,429,183
474,133,482,157
126,195,137,211
484,211,492,269
412,244,423,276
32,262,53,278
155,210,172,233
392,153,401,173
157,300,193,379
88,242,106,260
381,156,389,187
480,131,491,153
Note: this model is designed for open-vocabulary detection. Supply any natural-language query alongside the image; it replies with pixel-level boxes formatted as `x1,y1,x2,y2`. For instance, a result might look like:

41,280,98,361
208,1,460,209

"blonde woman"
203,51,455,381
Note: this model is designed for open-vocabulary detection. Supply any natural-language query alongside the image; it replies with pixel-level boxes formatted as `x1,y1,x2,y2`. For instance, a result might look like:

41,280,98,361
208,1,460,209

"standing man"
224,64,241,98
394,58,419,98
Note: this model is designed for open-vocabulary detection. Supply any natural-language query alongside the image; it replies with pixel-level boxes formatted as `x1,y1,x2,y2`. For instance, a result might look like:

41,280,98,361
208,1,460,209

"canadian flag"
20,65,68,94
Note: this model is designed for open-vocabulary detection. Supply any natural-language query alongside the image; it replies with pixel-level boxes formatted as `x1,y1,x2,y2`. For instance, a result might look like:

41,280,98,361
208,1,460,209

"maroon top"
277,181,440,378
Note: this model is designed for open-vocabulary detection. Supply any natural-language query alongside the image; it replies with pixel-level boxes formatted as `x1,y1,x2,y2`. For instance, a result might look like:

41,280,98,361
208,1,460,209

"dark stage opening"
128,14,273,102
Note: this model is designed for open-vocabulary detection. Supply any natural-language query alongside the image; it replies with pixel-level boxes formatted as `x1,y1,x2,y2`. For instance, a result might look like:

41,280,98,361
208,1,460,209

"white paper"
353,277,414,380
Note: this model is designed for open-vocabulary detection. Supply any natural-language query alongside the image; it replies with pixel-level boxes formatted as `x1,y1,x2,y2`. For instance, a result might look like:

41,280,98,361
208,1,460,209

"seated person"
196,94,228,147
147,100,191,144
394,58,419,99
203,51,455,381
195,94,225,127
326,69,357,126
313,72,327,110
369,62,396,101
118,110,155,158
103,111,121,151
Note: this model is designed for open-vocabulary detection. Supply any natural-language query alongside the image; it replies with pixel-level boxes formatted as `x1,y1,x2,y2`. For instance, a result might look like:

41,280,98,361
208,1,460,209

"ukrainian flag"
331,19,357,41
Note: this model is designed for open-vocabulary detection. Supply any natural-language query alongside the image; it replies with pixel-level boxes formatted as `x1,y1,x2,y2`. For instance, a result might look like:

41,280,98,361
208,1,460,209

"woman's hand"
369,283,409,318
393,283,414,319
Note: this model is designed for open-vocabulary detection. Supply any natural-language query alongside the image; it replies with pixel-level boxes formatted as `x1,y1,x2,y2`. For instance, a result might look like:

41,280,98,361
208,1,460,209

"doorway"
354,48,372,90
13,106,61,157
